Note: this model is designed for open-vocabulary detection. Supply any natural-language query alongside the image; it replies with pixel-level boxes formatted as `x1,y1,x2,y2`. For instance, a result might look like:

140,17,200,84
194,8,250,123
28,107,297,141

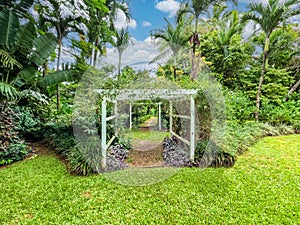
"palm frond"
15,20,36,48
13,66,37,87
0,49,22,69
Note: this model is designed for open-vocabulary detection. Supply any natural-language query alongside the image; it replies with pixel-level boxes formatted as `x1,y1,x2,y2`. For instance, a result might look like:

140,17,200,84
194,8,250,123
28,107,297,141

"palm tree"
113,27,130,77
86,0,130,66
242,0,300,121
151,17,189,80
176,0,237,80
36,0,90,110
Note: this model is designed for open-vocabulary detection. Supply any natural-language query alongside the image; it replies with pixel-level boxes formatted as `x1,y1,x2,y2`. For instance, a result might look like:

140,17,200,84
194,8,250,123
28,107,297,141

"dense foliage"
0,0,299,173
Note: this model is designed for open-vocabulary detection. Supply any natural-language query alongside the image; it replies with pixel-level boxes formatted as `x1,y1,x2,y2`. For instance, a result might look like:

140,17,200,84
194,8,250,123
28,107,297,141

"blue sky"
122,0,250,41
60,0,300,71
100,0,252,72
56,0,300,74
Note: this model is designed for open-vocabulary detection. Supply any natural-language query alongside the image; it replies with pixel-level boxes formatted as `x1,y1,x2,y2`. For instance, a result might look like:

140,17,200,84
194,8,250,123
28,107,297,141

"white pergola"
98,89,198,169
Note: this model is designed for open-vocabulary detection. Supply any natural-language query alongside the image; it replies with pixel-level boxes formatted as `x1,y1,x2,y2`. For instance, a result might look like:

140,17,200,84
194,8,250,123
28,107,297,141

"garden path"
125,117,165,167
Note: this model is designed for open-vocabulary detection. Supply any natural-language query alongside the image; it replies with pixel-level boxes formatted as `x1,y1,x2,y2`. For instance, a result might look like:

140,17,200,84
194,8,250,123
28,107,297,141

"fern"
0,82,19,100
0,49,22,70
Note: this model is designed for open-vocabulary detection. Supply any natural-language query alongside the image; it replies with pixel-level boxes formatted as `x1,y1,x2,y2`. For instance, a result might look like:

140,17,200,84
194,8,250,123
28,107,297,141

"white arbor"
98,89,198,169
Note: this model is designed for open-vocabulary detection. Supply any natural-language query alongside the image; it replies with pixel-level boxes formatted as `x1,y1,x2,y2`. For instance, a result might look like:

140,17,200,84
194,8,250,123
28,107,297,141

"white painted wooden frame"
99,89,198,169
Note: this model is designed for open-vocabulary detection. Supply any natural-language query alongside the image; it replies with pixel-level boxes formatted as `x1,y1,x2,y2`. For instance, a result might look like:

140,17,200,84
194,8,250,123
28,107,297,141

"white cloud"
155,0,180,18
114,9,137,29
243,21,259,40
142,21,152,27
98,37,161,74
238,0,267,3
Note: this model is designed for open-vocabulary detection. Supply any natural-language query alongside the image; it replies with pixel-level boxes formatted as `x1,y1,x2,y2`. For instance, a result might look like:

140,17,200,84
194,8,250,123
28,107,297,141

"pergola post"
158,103,162,131
169,101,173,133
129,103,132,130
114,101,118,136
101,98,107,170
190,95,195,161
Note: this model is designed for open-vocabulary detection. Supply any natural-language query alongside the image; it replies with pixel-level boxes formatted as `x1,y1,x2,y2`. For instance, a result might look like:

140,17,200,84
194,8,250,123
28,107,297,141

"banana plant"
0,8,60,107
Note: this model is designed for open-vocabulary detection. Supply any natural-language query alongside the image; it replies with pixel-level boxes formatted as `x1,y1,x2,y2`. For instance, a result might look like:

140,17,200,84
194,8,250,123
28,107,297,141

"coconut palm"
242,0,300,121
151,17,190,80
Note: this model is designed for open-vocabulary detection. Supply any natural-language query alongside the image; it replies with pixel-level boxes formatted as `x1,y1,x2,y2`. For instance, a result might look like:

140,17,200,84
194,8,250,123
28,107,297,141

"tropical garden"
0,0,299,223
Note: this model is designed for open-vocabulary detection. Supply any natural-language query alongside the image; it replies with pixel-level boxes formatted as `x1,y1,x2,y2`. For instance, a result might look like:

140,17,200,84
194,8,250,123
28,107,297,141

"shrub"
41,121,75,155
163,121,296,169
67,141,129,175
162,136,191,167
0,108,29,165
225,90,256,123
15,106,42,139
260,99,300,125
67,143,102,176
0,143,29,166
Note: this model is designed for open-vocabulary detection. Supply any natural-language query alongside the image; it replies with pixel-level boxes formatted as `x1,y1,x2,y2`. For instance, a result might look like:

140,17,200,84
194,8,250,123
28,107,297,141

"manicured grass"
125,130,169,142
0,135,299,224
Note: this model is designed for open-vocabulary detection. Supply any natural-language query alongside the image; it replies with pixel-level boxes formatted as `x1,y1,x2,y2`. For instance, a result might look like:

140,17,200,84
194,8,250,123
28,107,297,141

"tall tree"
176,0,237,80
113,27,130,77
200,7,253,88
85,0,130,67
151,17,189,80
242,0,300,121
36,0,90,110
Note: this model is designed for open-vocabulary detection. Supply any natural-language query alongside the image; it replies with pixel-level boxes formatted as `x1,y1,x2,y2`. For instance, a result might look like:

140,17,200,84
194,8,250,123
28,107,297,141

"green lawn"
125,130,169,143
0,135,299,224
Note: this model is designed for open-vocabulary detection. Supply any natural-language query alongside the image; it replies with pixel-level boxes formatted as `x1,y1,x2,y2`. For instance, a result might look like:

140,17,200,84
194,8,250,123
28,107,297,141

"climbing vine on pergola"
98,89,198,169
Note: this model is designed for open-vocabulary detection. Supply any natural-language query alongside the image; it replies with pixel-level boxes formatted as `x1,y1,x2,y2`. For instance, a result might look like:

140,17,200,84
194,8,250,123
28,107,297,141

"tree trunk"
43,62,48,77
118,51,122,78
173,66,177,80
288,79,300,95
255,35,270,122
56,36,62,111
90,42,93,66
173,54,177,80
93,38,99,67
190,18,201,81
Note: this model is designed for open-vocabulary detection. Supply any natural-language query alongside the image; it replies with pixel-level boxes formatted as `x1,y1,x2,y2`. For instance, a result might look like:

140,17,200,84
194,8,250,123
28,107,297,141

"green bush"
260,99,300,125
0,108,29,165
67,142,102,176
225,90,256,122
0,143,28,165
192,120,296,169
41,121,76,155
16,106,42,139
